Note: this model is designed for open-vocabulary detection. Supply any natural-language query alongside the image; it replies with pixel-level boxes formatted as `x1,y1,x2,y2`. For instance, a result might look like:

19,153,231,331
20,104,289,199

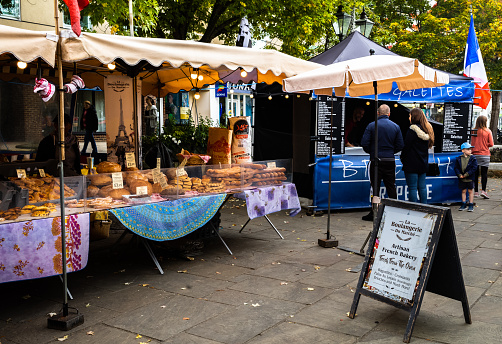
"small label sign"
38,169,46,178
16,169,27,179
152,169,163,184
125,152,136,168
159,175,168,190
136,186,148,195
111,172,124,189
156,157,161,169
267,162,277,169
175,168,185,177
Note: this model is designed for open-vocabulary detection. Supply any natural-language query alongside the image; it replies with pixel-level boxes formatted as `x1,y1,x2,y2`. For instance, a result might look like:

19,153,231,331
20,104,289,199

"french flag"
463,14,491,109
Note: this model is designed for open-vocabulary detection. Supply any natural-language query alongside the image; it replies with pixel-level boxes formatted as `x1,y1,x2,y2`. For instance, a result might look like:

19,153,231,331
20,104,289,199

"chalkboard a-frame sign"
349,199,471,343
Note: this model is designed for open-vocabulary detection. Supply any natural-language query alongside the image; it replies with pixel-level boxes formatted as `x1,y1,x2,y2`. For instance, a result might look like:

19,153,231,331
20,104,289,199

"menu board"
315,96,345,156
442,103,473,152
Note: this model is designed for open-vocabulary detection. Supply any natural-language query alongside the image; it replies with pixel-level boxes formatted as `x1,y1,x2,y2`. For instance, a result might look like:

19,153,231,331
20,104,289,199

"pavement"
1,178,502,344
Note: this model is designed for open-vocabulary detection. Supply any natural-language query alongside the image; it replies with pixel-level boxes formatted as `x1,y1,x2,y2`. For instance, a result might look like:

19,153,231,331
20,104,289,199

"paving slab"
245,322,357,344
248,261,318,282
58,323,161,344
461,247,502,271
186,297,304,344
280,246,347,266
298,260,362,289
479,239,502,250
229,275,332,305
461,265,501,289
164,260,251,281
486,275,502,297
161,332,224,344
419,286,485,317
358,329,443,343
105,295,230,341
377,309,502,344
469,295,502,325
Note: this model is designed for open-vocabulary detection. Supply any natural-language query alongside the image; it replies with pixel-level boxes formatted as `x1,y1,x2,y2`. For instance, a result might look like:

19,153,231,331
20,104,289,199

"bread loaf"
128,180,153,195
96,161,122,173
89,174,112,186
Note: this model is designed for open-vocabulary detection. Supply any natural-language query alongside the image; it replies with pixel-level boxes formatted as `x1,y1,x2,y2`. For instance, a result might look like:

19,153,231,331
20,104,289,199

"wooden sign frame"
349,199,471,343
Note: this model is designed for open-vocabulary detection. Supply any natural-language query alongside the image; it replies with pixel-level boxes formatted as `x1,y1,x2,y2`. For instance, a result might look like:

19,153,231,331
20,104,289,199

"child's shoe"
474,192,479,198
458,202,467,211
481,190,489,199
468,203,474,212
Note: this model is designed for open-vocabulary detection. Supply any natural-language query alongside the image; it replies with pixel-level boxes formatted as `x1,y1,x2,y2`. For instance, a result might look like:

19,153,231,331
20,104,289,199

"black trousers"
369,160,397,199
474,165,488,192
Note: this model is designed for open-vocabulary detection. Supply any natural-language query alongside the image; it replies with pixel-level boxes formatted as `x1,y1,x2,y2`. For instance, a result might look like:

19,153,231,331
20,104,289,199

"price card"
125,152,136,168
156,157,161,169
16,169,27,179
136,186,148,195
159,175,169,190
152,169,163,184
175,168,185,177
267,162,277,169
111,172,124,189
38,169,46,178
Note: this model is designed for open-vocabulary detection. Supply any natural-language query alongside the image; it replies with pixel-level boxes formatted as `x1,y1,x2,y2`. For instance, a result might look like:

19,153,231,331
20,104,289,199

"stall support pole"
47,0,83,330
318,97,338,248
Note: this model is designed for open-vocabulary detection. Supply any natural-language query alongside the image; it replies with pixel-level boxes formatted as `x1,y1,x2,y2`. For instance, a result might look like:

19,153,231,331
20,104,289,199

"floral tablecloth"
110,194,226,241
238,183,302,219
0,214,90,284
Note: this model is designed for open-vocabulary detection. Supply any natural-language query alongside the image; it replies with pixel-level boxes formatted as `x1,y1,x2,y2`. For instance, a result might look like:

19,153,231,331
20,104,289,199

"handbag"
427,149,440,176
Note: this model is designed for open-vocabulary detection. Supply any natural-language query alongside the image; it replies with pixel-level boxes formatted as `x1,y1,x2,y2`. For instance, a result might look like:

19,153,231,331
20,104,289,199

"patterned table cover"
0,214,90,284
110,194,227,241
238,183,302,219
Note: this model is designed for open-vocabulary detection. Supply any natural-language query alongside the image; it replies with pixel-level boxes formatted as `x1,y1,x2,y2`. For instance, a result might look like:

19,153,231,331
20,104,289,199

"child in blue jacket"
454,142,478,211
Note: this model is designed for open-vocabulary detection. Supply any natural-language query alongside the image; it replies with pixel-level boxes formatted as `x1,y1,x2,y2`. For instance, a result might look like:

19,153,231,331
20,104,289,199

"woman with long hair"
400,108,434,203
471,115,494,198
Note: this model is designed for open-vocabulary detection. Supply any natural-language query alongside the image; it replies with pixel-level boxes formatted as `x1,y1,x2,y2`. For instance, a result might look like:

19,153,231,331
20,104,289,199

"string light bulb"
268,94,272,100
285,94,289,99
194,90,200,100
240,68,247,78
309,97,313,101
17,61,27,69
230,89,234,94
191,68,198,80
198,74,204,81
394,103,398,107
297,94,300,98
366,101,370,106
107,63,116,70
250,93,254,99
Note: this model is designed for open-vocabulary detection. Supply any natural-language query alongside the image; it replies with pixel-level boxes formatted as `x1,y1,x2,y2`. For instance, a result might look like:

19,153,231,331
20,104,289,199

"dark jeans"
82,130,97,155
405,172,427,203
369,159,397,199
474,166,488,192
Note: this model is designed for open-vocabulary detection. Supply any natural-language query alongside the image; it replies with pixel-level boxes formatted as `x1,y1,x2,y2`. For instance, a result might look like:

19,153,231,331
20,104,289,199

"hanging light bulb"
309,97,313,101
366,101,370,106
107,62,116,70
394,103,398,107
198,74,204,81
296,94,300,98
285,94,289,99
268,94,272,100
230,89,234,94
191,68,198,80
250,93,254,99
240,68,247,78
17,61,27,69
194,89,200,100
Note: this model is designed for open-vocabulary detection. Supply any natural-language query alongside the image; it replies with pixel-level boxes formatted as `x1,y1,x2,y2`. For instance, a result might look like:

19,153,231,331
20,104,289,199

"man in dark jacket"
360,104,404,221
80,100,98,156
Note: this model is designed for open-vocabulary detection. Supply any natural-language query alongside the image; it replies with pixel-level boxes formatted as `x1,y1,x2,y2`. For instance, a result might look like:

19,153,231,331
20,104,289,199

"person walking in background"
360,104,404,221
400,108,435,203
454,142,478,212
80,100,98,156
471,115,494,199
145,96,158,135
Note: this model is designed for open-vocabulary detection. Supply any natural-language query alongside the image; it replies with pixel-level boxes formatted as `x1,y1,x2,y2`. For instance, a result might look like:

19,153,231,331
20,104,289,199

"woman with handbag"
471,115,494,199
400,108,435,203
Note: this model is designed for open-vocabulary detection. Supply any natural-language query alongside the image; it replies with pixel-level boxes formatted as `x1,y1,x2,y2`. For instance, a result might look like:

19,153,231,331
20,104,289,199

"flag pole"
47,0,84,330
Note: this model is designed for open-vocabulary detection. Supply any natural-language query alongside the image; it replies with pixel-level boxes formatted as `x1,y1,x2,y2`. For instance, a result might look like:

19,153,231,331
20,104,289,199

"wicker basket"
90,220,112,241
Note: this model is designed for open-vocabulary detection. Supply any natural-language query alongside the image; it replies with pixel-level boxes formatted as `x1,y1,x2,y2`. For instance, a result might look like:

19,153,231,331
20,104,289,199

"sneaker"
474,192,479,198
468,203,474,212
362,212,373,221
458,202,467,211
481,191,490,199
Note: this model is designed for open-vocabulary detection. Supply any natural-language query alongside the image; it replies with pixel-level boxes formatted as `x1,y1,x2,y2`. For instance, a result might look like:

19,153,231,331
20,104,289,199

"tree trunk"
489,91,501,143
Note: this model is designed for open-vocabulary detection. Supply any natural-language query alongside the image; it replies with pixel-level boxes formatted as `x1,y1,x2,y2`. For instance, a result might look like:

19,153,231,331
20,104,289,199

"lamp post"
333,5,374,41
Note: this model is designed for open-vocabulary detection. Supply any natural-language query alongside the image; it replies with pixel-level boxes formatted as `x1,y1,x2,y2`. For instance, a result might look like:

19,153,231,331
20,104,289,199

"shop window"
63,7,92,31
74,90,105,132
0,0,20,19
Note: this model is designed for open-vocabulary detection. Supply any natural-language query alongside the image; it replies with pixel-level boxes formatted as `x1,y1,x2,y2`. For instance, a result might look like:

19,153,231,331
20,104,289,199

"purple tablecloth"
0,214,90,284
238,183,301,219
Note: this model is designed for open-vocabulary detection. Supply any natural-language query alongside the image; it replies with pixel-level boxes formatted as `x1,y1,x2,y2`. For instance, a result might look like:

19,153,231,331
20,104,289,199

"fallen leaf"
314,266,321,270
124,282,131,285
215,272,221,274
183,317,190,320
180,287,186,290
307,287,315,291
186,257,195,261
252,303,261,307
161,305,166,308
177,270,187,273
280,282,288,285
86,331,94,335
119,269,126,273
48,312,57,317
301,239,307,242
85,303,91,308
57,335,68,341
284,221,289,224
136,334,142,339
142,284,149,287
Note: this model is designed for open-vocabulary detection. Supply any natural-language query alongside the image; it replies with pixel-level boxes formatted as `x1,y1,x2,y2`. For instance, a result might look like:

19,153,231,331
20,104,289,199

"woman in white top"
145,97,158,136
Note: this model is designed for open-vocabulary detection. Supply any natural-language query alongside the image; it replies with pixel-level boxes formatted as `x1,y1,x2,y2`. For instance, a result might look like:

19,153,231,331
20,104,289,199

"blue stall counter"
313,149,462,210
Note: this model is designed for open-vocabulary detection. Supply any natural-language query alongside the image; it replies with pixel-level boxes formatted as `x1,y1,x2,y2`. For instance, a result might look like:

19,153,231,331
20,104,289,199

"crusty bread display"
88,174,112,186
96,161,121,173
12,176,76,203
203,164,287,190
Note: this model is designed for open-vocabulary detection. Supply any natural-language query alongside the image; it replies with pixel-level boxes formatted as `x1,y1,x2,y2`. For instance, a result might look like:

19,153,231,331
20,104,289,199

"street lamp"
334,5,374,42
355,8,374,38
